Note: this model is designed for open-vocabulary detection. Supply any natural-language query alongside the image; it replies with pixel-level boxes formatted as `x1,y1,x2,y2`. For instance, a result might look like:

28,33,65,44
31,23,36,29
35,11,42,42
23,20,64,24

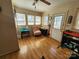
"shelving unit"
61,30,79,59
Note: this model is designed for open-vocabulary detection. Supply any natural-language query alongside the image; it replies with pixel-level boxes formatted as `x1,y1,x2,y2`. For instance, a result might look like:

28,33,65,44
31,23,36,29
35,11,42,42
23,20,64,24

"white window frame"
53,16,63,29
27,15,41,25
35,16,41,25
15,13,26,26
43,16,48,25
75,10,79,29
27,15,34,25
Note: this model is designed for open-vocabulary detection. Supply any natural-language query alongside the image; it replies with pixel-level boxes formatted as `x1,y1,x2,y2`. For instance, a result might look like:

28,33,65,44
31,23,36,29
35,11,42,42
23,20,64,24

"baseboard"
0,48,19,56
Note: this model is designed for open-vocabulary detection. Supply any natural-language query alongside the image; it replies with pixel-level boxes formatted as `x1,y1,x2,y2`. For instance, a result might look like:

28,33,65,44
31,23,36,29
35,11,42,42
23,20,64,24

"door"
51,14,65,42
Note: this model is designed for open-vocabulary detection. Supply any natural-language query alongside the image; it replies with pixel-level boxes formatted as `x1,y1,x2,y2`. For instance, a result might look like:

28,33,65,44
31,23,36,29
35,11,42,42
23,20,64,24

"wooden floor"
0,36,71,59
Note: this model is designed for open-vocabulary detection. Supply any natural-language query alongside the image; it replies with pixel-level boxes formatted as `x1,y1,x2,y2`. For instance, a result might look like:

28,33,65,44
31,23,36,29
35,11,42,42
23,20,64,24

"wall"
0,0,19,56
44,1,79,42
14,6,43,16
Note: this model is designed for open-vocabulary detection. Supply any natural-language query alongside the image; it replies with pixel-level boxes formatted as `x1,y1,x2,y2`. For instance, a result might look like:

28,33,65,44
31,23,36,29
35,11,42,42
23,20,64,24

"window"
27,15,41,25
75,10,79,29
43,16,48,25
27,15,34,25
15,13,26,25
35,16,41,25
53,16,63,29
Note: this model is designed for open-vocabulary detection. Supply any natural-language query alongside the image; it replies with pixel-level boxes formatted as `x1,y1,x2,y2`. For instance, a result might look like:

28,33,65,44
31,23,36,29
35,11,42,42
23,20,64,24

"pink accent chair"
32,26,41,36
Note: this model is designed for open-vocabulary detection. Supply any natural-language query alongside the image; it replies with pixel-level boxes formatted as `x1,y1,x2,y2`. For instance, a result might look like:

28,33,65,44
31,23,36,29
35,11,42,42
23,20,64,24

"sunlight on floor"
35,38,46,48
20,45,28,54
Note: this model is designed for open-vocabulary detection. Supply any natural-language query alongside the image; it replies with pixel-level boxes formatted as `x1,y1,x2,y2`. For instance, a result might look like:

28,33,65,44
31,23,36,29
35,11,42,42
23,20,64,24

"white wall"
0,0,19,56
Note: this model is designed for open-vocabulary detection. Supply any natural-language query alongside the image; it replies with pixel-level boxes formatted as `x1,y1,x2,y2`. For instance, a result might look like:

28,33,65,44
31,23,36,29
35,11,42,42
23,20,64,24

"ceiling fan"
33,0,51,6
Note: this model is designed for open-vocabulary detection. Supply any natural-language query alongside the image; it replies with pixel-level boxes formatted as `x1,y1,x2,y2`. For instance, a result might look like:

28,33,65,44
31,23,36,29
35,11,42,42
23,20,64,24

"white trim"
0,48,19,56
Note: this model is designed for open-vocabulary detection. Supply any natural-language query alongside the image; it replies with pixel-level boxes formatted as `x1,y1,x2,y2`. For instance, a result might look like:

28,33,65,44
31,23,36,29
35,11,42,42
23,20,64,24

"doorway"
51,14,65,42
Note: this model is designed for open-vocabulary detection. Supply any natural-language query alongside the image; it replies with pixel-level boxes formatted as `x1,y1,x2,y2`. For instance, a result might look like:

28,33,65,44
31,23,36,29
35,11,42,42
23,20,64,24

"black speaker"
68,16,73,24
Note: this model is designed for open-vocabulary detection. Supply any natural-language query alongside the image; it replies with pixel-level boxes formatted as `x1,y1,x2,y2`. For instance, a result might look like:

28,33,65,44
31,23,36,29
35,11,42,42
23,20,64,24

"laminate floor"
0,36,71,59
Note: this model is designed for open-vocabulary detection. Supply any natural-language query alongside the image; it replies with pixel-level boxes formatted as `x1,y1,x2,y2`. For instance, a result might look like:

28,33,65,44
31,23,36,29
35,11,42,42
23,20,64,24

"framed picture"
67,15,73,24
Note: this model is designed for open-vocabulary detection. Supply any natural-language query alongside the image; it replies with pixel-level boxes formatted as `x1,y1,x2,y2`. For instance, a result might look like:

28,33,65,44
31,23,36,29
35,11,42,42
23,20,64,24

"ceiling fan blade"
40,0,51,5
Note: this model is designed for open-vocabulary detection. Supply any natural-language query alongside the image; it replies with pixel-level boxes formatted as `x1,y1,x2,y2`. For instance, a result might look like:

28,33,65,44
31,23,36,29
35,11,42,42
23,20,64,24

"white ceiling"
12,0,78,12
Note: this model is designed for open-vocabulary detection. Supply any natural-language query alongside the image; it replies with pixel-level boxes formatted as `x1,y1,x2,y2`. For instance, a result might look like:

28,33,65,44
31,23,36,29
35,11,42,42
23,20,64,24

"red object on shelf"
64,31,79,37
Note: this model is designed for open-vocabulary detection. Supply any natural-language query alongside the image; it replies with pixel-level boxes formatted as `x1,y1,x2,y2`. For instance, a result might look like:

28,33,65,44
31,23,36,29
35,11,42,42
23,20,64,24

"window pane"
15,13,26,25
54,16,63,29
35,16,41,25
27,15,34,25
43,16,48,25
75,10,79,29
